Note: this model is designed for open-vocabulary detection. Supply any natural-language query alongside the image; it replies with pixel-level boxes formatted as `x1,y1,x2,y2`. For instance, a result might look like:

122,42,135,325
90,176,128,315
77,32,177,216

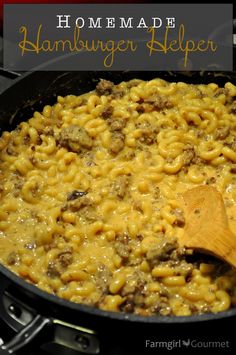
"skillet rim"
1,262,236,324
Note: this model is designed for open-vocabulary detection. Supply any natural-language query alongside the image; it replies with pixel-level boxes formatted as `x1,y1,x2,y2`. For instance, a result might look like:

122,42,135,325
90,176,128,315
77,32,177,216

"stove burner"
0,290,100,355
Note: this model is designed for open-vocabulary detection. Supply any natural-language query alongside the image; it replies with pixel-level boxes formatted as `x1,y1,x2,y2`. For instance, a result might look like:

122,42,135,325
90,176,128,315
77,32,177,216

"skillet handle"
0,315,52,355
0,68,22,79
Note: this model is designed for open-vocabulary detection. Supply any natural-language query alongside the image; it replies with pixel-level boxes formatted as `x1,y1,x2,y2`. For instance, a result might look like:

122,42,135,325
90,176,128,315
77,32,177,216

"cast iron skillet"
1,69,236,355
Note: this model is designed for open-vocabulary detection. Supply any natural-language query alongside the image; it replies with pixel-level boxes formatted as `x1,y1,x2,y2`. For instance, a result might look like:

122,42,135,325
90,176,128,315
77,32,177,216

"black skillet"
1,69,236,355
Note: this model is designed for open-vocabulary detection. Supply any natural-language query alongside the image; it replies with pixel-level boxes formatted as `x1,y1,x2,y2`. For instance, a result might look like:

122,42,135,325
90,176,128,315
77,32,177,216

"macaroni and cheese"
1,77,236,316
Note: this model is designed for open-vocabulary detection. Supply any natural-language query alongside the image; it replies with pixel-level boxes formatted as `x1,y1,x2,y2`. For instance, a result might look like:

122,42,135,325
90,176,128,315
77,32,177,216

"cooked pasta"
1,77,236,316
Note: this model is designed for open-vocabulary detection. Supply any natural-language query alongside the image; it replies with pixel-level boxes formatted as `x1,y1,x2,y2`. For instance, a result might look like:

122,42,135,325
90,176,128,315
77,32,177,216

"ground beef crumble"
96,79,114,96
111,175,130,200
109,132,125,155
58,125,93,153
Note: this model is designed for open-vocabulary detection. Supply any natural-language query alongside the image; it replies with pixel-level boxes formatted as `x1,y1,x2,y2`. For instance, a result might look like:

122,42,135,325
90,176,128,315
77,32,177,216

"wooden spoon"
179,185,236,268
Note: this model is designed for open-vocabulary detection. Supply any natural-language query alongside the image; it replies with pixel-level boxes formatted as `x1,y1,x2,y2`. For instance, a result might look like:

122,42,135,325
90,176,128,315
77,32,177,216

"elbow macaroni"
1,77,236,317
